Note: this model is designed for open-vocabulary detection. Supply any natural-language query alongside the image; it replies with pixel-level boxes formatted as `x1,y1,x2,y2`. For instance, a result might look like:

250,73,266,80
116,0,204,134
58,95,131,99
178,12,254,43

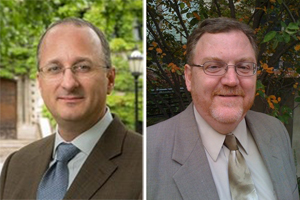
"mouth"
58,96,84,103
218,94,240,97
213,87,245,98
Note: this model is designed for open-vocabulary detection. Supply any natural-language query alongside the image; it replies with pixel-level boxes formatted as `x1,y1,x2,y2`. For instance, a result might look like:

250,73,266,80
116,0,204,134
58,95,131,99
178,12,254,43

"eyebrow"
201,57,256,63
44,57,93,67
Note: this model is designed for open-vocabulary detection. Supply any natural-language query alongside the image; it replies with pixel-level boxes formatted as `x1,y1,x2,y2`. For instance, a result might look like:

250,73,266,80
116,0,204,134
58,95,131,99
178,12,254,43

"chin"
210,106,244,124
56,111,83,122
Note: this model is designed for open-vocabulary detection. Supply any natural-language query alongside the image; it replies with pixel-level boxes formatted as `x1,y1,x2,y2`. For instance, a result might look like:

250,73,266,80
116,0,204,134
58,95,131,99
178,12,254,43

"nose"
221,66,239,87
60,69,79,91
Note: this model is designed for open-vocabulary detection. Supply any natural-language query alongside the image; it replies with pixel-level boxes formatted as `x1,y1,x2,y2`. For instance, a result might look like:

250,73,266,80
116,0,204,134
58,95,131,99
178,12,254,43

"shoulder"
147,113,182,149
109,115,142,159
110,114,142,146
147,105,192,138
246,110,291,153
147,104,195,152
148,103,193,130
6,135,54,160
247,110,281,123
147,111,186,164
148,114,180,135
246,110,286,131
123,130,142,153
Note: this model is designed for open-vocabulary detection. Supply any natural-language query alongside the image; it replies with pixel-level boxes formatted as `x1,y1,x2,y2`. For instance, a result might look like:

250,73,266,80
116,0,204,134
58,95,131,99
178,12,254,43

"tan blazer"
147,103,299,200
0,115,142,200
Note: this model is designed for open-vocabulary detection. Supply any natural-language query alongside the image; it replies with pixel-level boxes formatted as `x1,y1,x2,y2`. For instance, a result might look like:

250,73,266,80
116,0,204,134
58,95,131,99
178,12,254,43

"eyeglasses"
189,61,258,77
38,64,108,81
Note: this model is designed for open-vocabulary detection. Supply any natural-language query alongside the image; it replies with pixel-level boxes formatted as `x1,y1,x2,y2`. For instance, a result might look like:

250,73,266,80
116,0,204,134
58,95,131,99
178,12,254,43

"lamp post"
128,50,143,132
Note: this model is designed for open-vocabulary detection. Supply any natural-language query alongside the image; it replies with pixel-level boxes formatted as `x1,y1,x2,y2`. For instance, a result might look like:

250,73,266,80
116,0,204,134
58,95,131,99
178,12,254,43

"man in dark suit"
0,18,142,200
147,17,299,200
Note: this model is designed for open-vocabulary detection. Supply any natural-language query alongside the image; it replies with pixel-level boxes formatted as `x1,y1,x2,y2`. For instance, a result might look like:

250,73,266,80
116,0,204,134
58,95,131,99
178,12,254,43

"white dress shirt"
49,107,113,188
193,106,277,200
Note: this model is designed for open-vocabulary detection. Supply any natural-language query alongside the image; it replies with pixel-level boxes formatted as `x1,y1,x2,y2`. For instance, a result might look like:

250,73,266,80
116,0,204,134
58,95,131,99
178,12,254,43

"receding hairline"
36,18,111,70
38,24,103,67
192,30,257,62
186,17,258,64
39,23,102,51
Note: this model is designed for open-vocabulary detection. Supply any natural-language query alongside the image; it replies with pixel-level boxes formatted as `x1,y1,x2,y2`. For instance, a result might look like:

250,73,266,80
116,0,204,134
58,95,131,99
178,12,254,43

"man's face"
185,31,257,133
37,24,115,126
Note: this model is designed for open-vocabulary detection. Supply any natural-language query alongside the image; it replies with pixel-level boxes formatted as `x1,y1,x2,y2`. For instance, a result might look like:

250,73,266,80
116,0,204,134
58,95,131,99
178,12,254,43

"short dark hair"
186,17,258,64
37,17,111,69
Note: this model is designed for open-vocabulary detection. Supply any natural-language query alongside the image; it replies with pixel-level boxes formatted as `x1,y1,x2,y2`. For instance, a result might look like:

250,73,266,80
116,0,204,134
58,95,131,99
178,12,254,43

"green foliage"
1,0,143,131
107,90,143,131
263,31,277,43
110,38,135,52
108,53,143,130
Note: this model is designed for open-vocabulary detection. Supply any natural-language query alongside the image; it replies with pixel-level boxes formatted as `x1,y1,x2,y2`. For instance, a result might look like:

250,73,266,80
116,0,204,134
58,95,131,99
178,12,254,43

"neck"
57,110,105,142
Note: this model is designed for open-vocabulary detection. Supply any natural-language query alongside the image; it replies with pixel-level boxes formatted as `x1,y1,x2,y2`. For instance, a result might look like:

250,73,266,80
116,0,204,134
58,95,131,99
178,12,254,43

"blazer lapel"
245,111,289,200
64,116,125,200
172,104,219,200
21,135,54,199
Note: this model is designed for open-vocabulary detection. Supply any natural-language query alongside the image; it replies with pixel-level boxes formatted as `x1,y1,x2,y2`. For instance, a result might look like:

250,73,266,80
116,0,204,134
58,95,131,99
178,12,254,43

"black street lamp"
128,50,143,133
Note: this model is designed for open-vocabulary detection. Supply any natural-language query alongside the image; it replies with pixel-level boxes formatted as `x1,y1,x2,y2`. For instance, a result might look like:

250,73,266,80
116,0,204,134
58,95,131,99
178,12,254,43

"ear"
106,67,115,95
36,72,42,90
184,64,192,92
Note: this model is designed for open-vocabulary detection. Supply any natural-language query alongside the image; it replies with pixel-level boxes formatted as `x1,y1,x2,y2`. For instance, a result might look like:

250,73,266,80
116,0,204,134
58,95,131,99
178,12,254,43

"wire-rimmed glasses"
38,64,108,81
189,61,258,77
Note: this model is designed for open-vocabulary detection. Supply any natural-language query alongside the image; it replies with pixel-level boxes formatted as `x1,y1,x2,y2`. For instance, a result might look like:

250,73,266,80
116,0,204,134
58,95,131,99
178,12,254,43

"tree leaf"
262,31,276,43
287,22,299,31
281,21,287,28
179,3,184,9
190,18,199,26
272,40,278,49
283,32,290,43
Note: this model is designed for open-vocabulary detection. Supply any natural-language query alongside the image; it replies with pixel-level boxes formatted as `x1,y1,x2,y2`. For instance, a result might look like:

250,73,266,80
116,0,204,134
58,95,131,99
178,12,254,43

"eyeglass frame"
188,61,258,77
38,64,110,81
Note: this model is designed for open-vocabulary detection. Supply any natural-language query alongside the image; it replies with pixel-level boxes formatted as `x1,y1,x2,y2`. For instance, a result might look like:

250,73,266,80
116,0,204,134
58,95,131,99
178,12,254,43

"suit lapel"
172,104,219,200
64,116,126,199
23,135,54,199
245,111,286,199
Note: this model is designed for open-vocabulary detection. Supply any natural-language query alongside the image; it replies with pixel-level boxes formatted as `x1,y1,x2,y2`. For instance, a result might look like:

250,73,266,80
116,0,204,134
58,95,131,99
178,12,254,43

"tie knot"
56,143,80,163
224,135,238,151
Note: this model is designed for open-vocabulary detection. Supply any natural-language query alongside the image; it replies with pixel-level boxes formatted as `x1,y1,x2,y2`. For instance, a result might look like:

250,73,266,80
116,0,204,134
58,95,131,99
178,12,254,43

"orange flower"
168,62,180,73
278,97,281,102
156,48,162,54
261,62,274,74
152,41,158,47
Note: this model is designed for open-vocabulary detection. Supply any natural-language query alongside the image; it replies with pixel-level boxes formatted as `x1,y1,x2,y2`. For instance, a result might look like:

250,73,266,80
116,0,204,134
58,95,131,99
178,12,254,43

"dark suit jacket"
0,115,142,200
147,104,299,200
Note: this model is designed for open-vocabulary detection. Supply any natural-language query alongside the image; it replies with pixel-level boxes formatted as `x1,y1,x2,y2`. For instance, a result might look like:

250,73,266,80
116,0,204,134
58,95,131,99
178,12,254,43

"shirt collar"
193,106,248,162
53,107,113,159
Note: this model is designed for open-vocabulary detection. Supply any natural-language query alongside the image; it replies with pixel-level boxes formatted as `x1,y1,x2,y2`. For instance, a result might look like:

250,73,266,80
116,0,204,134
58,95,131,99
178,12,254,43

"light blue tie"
37,143,80,200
